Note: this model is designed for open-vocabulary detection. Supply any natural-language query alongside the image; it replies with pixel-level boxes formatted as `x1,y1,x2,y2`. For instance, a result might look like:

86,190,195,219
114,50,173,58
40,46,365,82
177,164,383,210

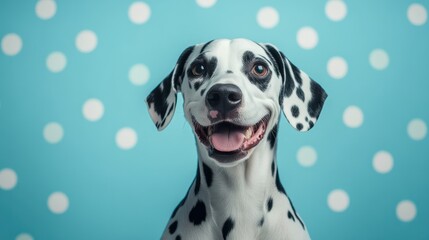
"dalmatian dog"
146,39,327,240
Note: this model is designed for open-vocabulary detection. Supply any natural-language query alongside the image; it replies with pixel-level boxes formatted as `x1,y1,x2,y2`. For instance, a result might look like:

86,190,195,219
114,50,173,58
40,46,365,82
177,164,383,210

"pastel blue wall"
1,0,428,239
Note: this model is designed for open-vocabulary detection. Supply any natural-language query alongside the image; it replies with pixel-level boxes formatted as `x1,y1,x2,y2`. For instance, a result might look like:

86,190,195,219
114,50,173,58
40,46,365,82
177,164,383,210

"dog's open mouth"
192,114,270,162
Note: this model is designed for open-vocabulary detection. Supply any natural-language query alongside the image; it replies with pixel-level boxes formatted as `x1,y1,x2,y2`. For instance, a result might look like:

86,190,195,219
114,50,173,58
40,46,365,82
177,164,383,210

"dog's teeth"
245,127,252,138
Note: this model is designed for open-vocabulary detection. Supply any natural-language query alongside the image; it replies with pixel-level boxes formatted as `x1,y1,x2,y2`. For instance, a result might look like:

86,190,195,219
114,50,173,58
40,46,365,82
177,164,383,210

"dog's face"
147,39,327,167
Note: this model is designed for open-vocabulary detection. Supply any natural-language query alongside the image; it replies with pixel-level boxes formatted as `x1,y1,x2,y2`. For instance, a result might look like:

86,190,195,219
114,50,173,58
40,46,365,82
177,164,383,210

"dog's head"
146,39,327,166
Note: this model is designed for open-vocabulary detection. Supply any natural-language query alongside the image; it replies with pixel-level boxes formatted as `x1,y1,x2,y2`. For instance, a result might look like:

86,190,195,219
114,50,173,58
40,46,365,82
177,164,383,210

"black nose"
206,84,242,114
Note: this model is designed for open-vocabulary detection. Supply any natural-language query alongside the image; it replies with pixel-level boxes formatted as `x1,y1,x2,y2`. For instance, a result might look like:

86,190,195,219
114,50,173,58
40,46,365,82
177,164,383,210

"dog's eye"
191,63,206,77
251,64,268,78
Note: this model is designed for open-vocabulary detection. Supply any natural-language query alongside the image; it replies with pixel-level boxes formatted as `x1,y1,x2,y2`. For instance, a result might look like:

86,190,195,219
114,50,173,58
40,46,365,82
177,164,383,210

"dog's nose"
206,84,242,114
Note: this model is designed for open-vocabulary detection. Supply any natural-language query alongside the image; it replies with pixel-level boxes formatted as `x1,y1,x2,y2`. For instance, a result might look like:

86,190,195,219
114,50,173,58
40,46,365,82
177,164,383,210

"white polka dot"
297,146,317,167
128,2,151,24
43,122,64,144
257,7,280,29
82,98,104,122
196,0,217,8
343,105,364,128
75,30,98,53
407,3,427,26
116,127,138,150
327,56,348,79
1,33,23,56
369,49,389,70
129,64,150,86
0,168,18,190
396,200,417,222
328,189,349,212
325,0,347,21
297,27,318,50
16,233,33,240
407,119,427,141
46,51,67,73
48,192,69,214
35,0,57,20
373,151,394,174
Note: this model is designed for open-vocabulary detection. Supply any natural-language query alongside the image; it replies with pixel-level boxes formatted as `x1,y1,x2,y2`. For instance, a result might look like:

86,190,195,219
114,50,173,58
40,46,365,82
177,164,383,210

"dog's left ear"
146,46,195,131
263,44,327,131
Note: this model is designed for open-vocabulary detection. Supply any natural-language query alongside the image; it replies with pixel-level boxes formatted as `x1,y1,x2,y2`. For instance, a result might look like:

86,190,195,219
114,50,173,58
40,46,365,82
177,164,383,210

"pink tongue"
210,130,245,152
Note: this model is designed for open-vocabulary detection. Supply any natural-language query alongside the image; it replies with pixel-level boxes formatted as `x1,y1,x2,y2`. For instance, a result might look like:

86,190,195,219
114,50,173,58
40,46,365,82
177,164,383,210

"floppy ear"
146,46,194,131
263,44,327,131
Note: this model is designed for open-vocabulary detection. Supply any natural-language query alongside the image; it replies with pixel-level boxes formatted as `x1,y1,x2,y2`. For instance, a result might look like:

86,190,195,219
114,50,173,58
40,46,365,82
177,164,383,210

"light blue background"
1,0,428,239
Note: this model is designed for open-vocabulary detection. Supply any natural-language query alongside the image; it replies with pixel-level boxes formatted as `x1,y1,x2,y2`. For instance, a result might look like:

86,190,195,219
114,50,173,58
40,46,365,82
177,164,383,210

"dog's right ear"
146,46,195,131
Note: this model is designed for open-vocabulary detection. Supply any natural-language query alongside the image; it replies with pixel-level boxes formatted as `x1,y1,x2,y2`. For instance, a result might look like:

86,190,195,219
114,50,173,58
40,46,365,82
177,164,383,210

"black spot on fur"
202,162,213,187
290,62,303,85
259,217,264,226
174,46,195,90
194,81,202,91
307,80,327,119
287,196,305,230
275,170,286,195
200,88,206,96
267,197,273,212
288,211,295,221
146,72,173,122
194,166,201,195
222,217,234,240
309,121,314,129
296,88,305,102
271,159,275,177
207,57,218,79
241,51,271,91
200,40,214,53
260,44,280,78
169,221,178,234
291,105,299,118
226,70,233,74
175,235,181,240
305,117,309,122
189,200,207,225
296,123,303,131
267,124,278,149
282,53,295,98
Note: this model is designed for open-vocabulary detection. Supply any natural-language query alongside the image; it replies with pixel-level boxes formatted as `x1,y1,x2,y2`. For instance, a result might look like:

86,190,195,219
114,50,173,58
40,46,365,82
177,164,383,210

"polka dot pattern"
325,0,347,21
46,51,67,73
407,4,427,26
116,127,138,150
76,30,98,53
407,119,427,141
297,146,317,167
0,1,428,239
257,7,280,29
48,192,69,214
82,98,104,122
396,200,417,222
327,56,348,79
297,27,318,49
0,168,18,190
129,64,150,85
1,33,23,56
328,189,350,212
43,122,64,144
369,49,389,70
196,0,217,8
35,0,57,20
373,151,394,174
343,105,364,128
128,2,151,24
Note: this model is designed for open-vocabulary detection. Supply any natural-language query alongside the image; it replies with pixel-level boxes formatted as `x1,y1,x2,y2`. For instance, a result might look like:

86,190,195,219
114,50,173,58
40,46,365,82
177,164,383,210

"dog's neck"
196,130,279,226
